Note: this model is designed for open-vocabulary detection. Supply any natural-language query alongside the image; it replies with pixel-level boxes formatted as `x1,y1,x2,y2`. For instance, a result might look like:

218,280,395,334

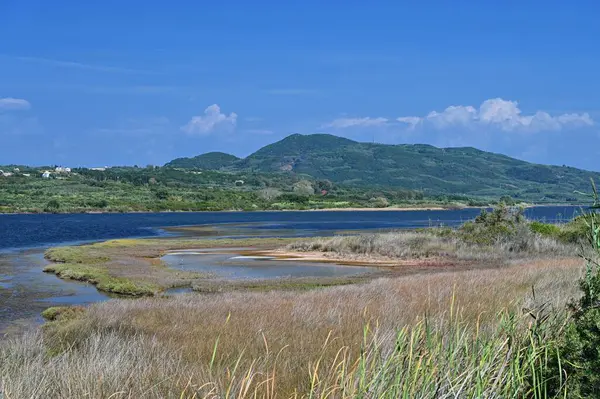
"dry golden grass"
1,255,582,397
288,229,575,261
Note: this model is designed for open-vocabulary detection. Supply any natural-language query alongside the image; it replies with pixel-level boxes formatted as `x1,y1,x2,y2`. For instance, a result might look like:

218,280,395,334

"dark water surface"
0,206,582,334
0,206,580,252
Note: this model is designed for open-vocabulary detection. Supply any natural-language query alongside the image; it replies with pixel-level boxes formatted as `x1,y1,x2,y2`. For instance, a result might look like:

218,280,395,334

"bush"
369,196,389,208
41,306,84,322
499,195,516,206
529,221,561,237
556,214,600,244
153,188,170,200
276,193,310,204
86,199,109,208
44,199,61,212
458,204,524,246
292,180,314,196
554,213,600,396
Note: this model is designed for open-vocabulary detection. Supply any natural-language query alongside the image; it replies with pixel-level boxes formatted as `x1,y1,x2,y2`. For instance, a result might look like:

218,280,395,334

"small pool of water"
162,251,377,280
0,251,108,335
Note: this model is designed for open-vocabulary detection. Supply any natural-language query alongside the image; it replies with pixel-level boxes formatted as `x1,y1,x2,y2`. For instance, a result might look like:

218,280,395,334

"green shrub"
41,306,84,322
529,221,561,237
369,196,389,208
276,193,310,204
44,199,60,212
458,204,524,245
554,211,600,396
556,214,600,244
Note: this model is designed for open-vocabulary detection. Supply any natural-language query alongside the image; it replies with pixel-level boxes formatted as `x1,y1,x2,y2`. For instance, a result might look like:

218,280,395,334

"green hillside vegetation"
0,165,458,213
165,151,239,170
174,133,597,202
2,133,599,213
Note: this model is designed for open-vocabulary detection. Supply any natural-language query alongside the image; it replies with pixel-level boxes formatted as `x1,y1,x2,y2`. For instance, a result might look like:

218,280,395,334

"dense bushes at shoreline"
0,169,489,213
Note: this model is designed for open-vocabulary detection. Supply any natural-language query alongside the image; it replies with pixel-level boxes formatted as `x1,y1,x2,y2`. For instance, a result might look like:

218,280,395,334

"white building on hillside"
42,171,51,178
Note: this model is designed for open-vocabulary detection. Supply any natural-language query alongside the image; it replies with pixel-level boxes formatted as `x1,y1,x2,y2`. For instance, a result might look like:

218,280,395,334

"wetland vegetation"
2,204,599,397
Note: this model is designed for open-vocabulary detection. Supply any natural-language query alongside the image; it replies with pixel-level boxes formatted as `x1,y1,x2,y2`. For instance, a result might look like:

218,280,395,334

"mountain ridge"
165,133,599,200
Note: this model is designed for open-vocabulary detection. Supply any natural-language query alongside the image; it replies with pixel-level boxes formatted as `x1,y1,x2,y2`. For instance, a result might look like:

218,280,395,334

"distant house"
0,170,13,177
13,168,20,172
55,166,72,174
90,167,106,171
234,180,244,186
22,173,31,177
42,171,51,178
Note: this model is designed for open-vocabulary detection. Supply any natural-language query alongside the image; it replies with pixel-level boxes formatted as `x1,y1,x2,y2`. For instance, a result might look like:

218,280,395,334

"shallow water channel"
162,250,377,280
0,251,107,334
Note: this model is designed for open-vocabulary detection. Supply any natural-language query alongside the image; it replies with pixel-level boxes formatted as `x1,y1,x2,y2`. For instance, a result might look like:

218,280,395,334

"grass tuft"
41,306,85,322
43,263,158,296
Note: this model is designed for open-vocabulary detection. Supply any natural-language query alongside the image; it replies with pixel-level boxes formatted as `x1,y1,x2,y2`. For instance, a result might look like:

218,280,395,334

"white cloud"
0,97,31,111
396,116,422,129
323,117,389,129
397,98,593,132
181,104,237,135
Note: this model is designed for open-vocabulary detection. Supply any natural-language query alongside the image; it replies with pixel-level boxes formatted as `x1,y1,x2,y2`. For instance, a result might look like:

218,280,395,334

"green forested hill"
166,133,600,201
166,152,239,169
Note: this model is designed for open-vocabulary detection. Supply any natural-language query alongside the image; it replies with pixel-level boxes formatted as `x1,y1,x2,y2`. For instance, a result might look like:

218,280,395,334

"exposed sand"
252,248,478,270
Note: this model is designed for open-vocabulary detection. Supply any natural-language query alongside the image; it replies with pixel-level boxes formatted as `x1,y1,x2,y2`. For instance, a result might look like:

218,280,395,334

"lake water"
0,206,581,252
0,206,583,334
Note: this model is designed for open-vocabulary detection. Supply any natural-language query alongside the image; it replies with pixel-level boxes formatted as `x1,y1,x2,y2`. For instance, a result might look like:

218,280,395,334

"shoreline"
0,203,584,216
0,205,468,215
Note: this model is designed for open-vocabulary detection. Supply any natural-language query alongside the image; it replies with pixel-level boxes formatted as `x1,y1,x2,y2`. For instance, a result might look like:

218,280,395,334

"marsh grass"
288,206,577,262
42,237,299,296
2,209,588,397
40,306,85,322
0,309,568,398
288,228,573,262
43,262,159,296
1,257,581,398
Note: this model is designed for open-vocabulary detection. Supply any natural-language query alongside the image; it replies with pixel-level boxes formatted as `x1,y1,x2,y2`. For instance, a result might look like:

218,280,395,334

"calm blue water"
0,206,582,251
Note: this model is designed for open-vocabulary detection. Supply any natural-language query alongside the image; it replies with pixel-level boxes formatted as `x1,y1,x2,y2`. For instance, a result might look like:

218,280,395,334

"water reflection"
0,251,107,335
162,251,376,280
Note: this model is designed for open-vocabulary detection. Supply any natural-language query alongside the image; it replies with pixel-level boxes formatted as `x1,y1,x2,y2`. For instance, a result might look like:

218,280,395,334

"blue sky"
1,1,599,169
